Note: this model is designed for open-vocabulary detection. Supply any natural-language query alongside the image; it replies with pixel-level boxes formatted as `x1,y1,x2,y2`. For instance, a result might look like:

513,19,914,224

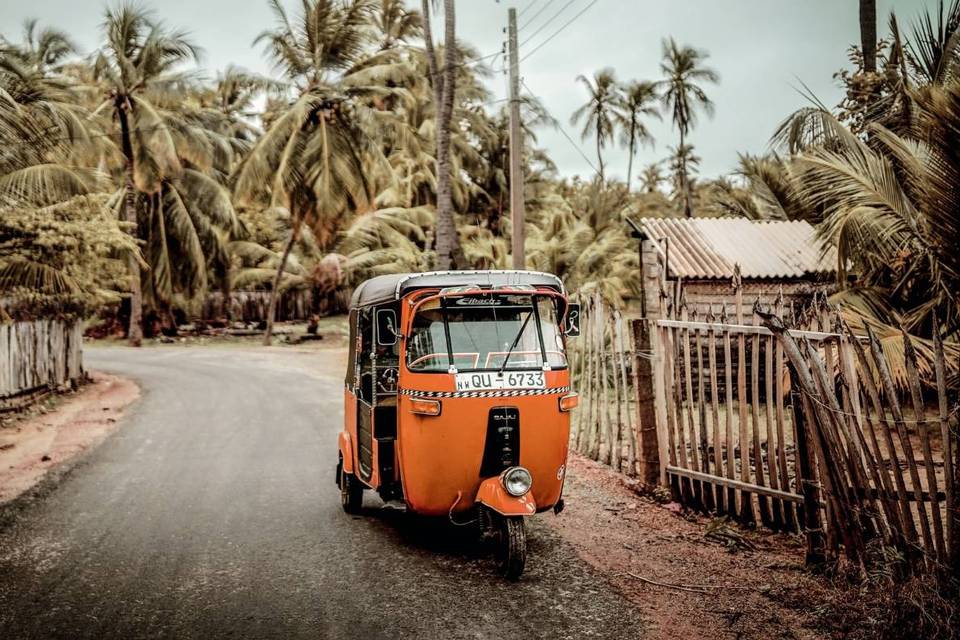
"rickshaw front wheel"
494,515,526,581
339,458,363,514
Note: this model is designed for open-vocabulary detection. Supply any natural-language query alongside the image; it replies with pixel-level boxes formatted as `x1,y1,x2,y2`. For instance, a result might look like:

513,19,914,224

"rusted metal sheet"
639,218,836,280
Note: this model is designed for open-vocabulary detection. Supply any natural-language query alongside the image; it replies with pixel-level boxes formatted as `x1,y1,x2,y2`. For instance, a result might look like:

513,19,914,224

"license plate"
455,371,545,391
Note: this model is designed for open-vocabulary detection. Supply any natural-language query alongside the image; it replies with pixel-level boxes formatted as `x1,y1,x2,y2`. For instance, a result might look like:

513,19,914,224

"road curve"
0,346,646,639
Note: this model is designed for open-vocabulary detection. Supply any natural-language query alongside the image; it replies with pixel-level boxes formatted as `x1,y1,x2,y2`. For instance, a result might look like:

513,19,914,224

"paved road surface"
0,346,645,639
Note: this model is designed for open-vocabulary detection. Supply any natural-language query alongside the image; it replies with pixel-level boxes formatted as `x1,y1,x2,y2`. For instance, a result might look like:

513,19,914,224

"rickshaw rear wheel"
339,457,363,514
494,515,526,581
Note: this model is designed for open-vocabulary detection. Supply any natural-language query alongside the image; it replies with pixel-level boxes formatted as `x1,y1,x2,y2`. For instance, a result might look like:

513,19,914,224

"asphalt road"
0,346,646,640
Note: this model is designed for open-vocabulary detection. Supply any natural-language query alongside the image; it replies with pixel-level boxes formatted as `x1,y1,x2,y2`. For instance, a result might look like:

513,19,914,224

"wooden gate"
652,315,839,533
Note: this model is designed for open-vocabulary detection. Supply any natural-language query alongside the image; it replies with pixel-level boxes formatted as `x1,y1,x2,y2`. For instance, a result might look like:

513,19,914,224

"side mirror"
564,303,581,337
376,309,399,345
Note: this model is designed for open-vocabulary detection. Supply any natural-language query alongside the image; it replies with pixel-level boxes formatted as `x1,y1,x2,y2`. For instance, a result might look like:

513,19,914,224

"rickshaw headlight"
502,466,533,497
409,397,441,416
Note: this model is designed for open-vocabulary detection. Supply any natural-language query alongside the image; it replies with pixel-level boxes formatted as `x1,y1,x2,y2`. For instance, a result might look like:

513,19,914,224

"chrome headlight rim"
501,466,533,497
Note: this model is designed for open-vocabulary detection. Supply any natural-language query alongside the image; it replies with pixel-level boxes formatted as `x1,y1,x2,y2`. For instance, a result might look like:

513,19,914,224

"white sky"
0,0,936,181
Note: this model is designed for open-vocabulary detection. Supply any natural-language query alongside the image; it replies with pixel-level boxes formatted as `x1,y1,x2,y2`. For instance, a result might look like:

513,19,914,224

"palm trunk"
424,0,464,270
626,123,636,189
117,101,143,347
680,128,692,218
596,123,605,186
262,223,299,346
860,0,877,74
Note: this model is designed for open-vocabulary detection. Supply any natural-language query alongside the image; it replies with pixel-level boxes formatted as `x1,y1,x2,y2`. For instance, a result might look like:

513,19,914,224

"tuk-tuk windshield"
407,295,567,373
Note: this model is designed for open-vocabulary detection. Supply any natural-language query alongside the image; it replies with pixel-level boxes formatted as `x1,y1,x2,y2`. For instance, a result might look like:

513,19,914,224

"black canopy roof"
350,270,565,308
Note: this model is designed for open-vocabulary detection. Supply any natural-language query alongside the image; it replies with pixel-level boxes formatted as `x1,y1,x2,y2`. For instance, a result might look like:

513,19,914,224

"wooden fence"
569,293,640,475
0,319,83,404
651,296,959,575
572,275,958,577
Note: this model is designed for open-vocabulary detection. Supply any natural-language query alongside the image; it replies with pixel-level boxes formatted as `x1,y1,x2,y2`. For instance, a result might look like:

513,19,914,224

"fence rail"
0,319,83,404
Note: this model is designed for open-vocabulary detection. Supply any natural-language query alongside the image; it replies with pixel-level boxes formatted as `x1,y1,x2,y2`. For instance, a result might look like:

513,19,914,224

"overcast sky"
0,0,936,180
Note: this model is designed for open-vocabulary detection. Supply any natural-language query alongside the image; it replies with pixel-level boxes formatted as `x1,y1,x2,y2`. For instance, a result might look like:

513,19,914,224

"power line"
520,78,599,175
520,0,577,45
521,0,599,62
518,0,542,19
519,0,555,31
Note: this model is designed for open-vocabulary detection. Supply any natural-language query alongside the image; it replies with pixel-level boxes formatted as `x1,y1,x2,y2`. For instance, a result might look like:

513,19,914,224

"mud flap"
475,476,537,516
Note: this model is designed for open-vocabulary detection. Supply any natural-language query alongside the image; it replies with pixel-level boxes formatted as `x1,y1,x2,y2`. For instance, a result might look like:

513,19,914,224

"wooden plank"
707,318,725,513
847,326,919,549
735,280,755,525
839,336,903,548
722,305,738,515
615,313,638,476
751,319,772,528
764,334,785,530
680,305,703,506
903,331,946,562
693,319,715,511
656,319,838,342
933,319,959,574
598,298,615,466
868,327,934,559
666,465,803,503
652,323,670,487
610,314,625,473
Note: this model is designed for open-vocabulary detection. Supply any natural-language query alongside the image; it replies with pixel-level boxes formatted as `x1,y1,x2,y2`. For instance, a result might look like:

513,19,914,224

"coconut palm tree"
570,68,621,185
638,162,665,194
240,0,382,344
93,6,243,340
374,0,422,50
659,38,718,217
90,5,201,345
614,80,660,189
667,143,701,204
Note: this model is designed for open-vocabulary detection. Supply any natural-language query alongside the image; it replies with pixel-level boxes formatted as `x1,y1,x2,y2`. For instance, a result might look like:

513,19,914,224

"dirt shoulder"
0,372,139,505
547,453,827,640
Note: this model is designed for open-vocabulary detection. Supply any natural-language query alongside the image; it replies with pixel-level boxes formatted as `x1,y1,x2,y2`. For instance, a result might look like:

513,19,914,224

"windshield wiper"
498,311,533,375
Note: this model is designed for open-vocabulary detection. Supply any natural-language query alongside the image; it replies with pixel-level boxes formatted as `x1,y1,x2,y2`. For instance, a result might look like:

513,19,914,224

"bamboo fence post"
610,313,625,472
790,373,826,565
902,331,946,562
838,334,902,549
847,325,919,551
681,301,703,507
751,303,772,528
933,319,958,574
598,297,615,467
577,299,594,453
722,305,738,515
805,339,880,545
868,326,935,559
615,313,638,476
734,267,755,524
707,309,725,513
693,312,715,511
662,324,682,497
764,331,785,531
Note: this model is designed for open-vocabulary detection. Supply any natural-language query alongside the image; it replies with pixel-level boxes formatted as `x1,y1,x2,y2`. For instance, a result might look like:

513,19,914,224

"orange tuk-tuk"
336,270,580,579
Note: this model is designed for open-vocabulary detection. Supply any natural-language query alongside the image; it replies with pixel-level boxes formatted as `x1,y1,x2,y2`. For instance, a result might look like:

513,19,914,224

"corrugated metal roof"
638,218,836,280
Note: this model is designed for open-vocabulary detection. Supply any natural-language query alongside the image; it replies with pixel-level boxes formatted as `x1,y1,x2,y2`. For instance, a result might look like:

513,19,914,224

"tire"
494,515,526,581
340,460,364,515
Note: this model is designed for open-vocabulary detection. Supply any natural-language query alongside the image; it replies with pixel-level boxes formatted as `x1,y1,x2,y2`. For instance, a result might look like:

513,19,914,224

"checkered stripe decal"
399,386,571,399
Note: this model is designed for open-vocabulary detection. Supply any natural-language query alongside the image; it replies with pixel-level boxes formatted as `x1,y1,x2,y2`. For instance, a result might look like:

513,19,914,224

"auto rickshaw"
336,270,580,579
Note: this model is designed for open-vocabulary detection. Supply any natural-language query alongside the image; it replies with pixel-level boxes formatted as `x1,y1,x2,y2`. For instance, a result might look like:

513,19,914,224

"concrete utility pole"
508,7,525,270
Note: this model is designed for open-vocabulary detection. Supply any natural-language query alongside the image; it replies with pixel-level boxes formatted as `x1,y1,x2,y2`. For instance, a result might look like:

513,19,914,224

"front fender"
475,476,537,516
338,432,354,474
